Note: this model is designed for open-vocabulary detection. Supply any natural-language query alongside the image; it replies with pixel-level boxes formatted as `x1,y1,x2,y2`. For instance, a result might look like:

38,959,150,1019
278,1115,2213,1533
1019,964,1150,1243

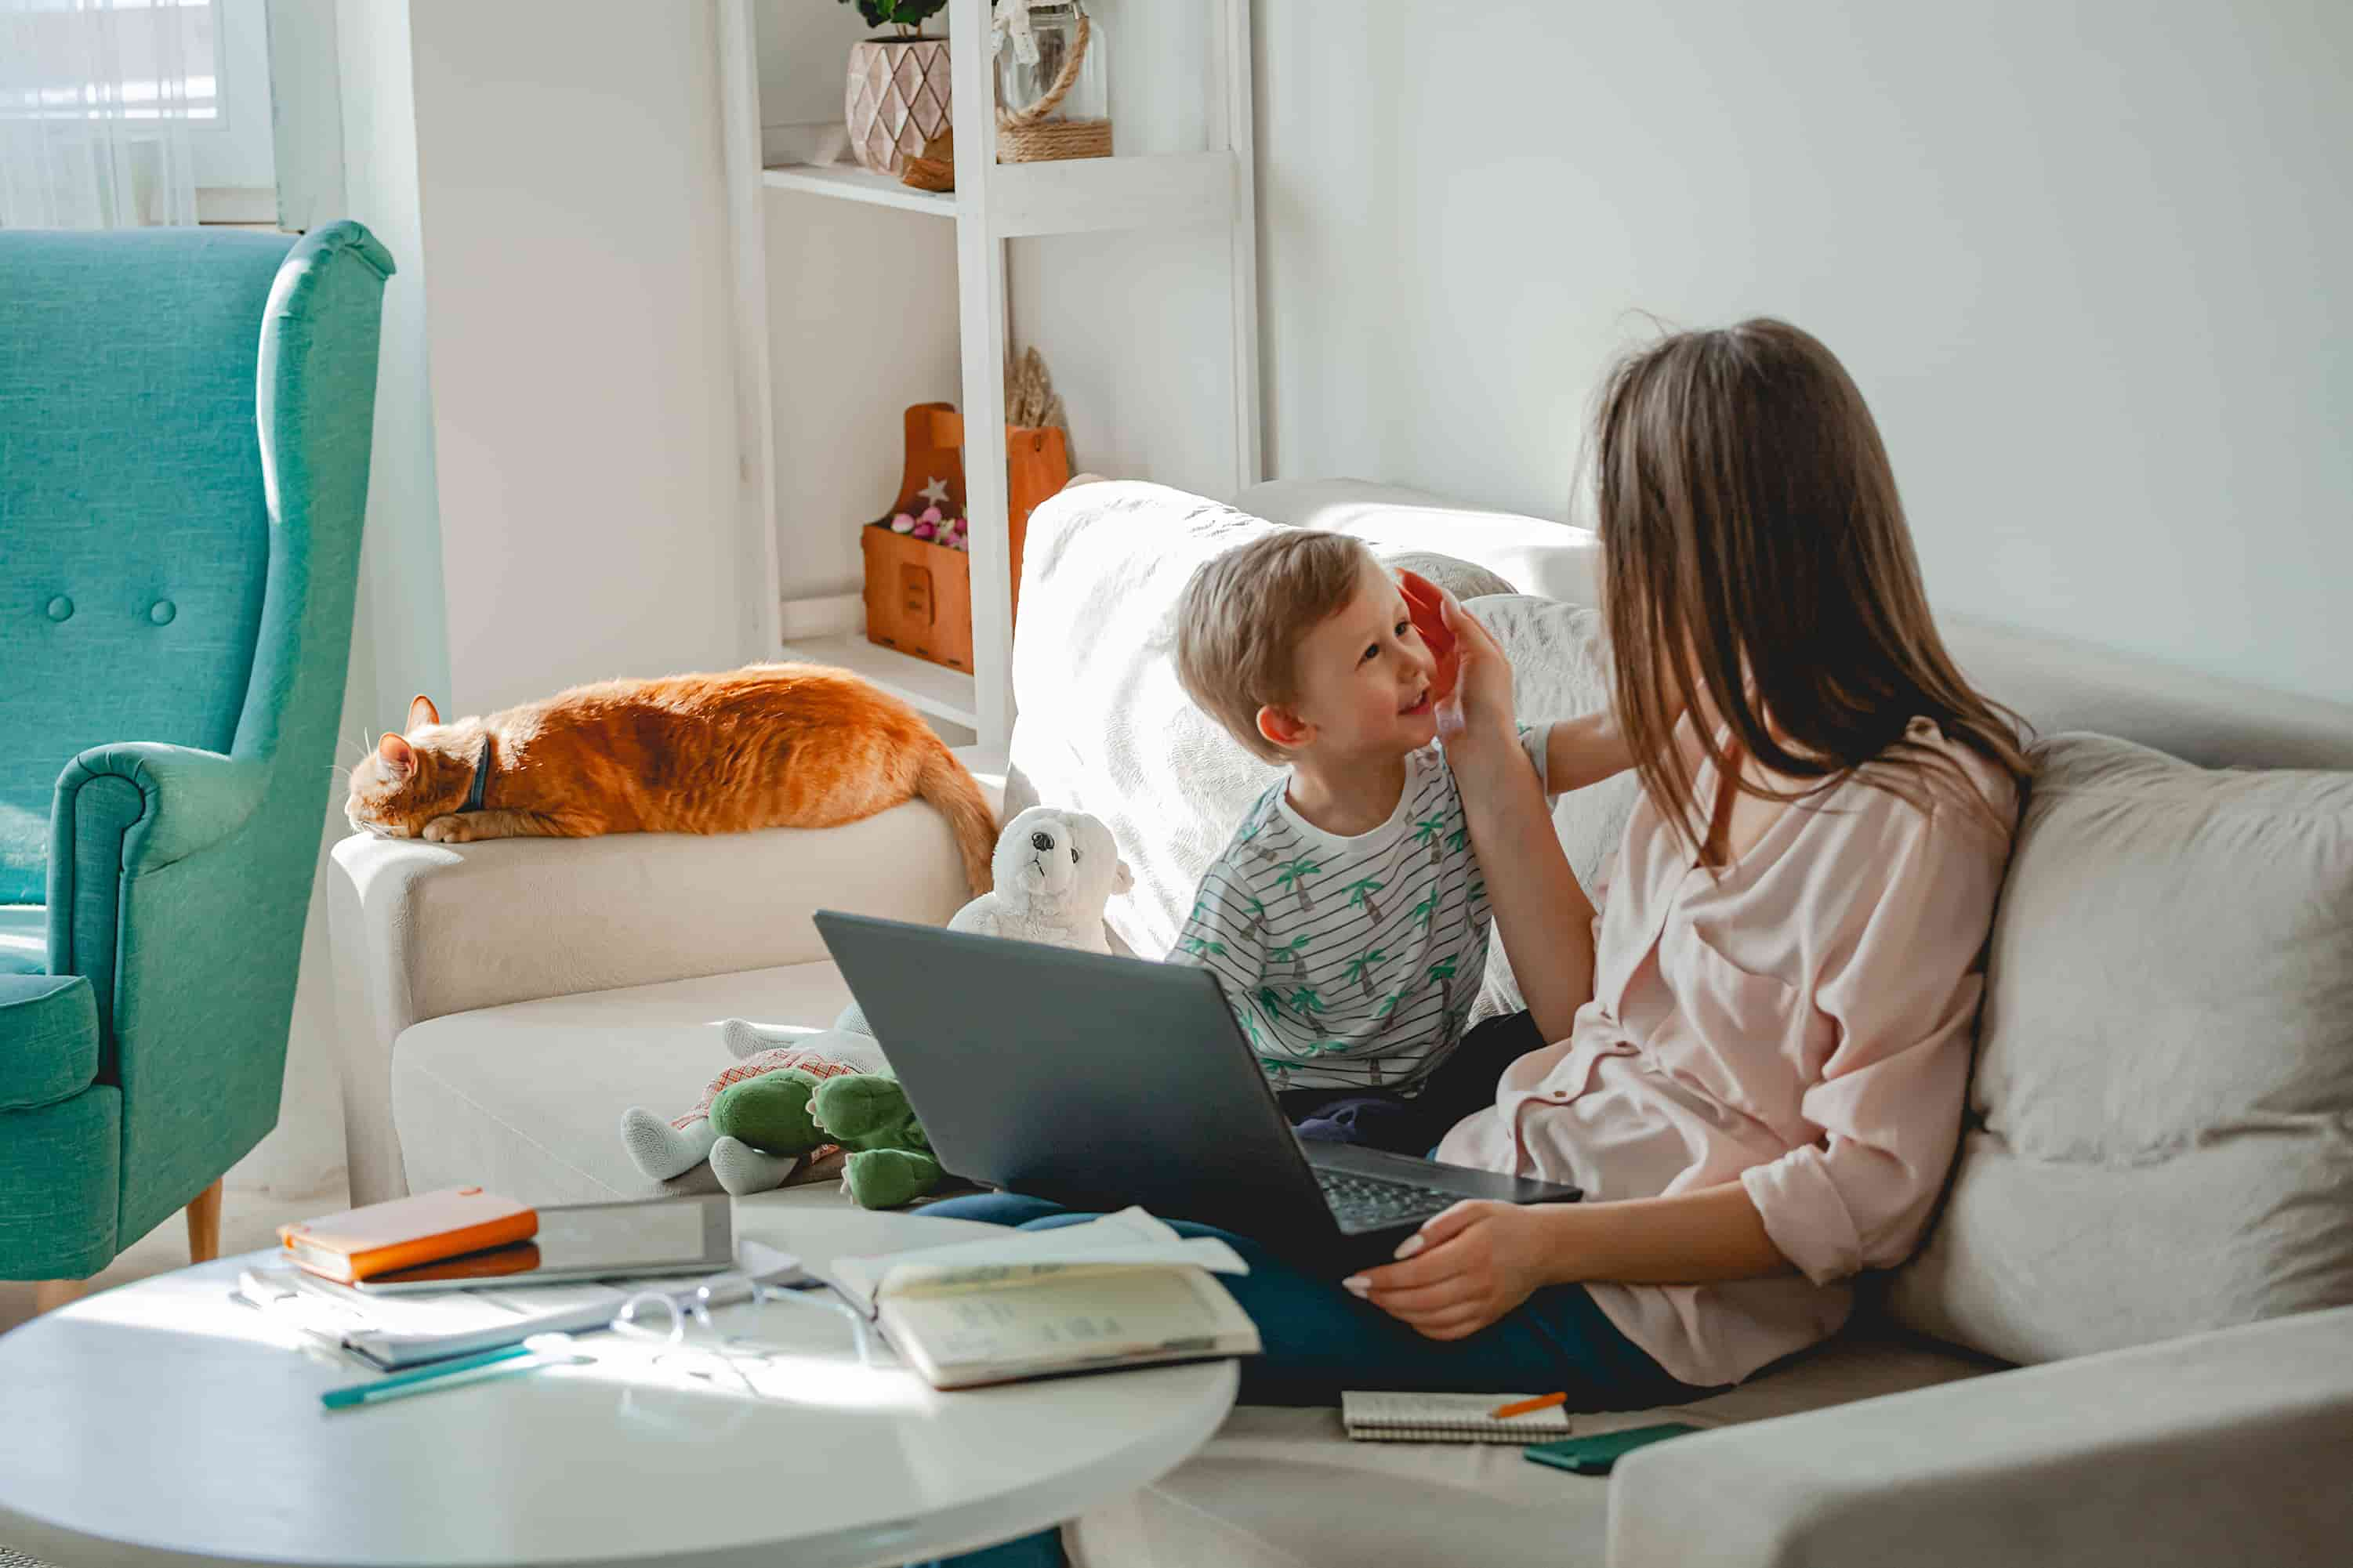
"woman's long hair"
1588,318,2029,856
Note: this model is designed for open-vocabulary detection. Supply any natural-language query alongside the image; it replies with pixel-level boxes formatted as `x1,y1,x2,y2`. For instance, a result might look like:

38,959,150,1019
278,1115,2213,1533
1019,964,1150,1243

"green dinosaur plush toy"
707,1069,943,1209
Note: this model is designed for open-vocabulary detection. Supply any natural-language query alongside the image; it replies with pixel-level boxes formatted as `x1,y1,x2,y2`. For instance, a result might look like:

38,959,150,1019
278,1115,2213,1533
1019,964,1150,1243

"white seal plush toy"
621,806,1132,1196
833,803,1133,1036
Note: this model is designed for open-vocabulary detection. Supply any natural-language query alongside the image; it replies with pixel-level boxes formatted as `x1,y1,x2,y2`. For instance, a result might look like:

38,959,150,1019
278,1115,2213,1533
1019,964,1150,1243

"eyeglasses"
607,1269,875,1400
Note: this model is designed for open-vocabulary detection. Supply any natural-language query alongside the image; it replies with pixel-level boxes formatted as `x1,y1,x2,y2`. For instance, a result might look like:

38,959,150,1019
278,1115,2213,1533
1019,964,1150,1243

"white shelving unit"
717,0,1260,754
759,160,954,215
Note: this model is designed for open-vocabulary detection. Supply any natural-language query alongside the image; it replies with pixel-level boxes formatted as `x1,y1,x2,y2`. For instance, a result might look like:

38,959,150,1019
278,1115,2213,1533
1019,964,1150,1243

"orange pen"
1490,1391,1569,1420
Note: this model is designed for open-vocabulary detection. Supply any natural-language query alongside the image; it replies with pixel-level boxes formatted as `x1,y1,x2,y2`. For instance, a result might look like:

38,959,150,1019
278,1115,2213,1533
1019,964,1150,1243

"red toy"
1400,572,1460,703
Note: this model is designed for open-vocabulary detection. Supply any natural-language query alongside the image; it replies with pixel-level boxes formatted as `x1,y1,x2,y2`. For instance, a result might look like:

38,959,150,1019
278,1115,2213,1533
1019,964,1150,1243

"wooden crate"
860,411,1069,675
862,523,974,673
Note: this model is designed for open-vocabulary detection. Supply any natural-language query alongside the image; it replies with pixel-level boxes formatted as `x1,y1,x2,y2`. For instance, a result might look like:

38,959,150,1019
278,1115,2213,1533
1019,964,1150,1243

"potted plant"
841,0,952,176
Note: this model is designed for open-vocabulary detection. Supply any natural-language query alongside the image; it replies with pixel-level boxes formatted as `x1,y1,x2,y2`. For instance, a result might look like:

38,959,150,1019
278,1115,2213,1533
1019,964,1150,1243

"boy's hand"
1343,1200,1572,1340
1398,572,1519,782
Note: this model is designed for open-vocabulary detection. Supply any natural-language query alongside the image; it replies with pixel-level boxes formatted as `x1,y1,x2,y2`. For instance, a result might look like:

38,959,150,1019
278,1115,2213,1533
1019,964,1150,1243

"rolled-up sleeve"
1740,782,2014,1287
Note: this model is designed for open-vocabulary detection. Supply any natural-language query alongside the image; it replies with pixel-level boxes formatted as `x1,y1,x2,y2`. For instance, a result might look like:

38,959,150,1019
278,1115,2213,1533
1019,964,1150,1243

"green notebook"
1523,1421,1705,1475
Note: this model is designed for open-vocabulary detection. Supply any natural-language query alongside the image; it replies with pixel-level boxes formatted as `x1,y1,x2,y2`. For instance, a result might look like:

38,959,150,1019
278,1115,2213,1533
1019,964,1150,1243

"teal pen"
320,1343,541,1410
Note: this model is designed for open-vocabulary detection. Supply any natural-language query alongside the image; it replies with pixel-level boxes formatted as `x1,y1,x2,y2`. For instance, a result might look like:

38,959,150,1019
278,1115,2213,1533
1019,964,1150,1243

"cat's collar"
460,736,493,813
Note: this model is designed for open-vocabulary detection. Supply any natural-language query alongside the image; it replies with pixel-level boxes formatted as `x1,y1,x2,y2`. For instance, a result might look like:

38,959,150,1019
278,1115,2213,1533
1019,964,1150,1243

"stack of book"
277,1187,538,1284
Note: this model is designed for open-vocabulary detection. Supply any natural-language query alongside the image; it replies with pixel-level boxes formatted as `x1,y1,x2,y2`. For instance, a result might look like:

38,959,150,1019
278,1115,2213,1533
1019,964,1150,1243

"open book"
828,1208,1261,1389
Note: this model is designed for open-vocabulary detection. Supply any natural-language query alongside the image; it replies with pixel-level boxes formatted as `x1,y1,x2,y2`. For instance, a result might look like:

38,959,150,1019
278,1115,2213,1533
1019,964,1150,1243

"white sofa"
330,480,2353,1567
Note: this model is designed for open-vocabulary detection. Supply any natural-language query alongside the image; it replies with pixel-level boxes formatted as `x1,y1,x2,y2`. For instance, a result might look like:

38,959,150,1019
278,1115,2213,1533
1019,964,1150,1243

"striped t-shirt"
1170,727,1554,1092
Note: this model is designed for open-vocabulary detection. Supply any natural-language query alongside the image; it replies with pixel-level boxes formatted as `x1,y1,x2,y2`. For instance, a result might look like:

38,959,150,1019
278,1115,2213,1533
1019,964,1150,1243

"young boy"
1169,530,1612,1153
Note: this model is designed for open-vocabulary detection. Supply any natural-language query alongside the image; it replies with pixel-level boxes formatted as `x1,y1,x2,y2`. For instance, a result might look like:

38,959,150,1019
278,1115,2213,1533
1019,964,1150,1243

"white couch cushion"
1237,477,1601,603
1887,734,2353,1362
1075,1329,1992,1568
393,961,858,1205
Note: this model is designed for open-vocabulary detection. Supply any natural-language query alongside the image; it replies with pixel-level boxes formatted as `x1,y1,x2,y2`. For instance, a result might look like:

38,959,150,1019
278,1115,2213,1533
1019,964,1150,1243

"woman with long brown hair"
1353,317,2029,1382
923,321,2029,1565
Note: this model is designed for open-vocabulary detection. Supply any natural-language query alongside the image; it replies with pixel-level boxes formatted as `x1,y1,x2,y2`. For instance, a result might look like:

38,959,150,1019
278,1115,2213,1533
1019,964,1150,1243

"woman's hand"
1343,1200,1573,1341
1398,570,1519,784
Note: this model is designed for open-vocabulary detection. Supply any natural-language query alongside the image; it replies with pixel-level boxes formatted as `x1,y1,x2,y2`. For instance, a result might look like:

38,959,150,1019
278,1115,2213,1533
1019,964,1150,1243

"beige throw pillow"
1887,733,2353,1363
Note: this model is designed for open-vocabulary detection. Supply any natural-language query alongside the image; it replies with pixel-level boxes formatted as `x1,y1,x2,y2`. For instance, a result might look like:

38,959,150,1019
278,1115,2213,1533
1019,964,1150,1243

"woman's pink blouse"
1437,719,2018,1387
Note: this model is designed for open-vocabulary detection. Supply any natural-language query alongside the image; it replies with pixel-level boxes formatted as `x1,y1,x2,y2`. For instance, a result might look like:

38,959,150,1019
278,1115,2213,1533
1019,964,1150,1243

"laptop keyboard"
1316,1169,1465,1233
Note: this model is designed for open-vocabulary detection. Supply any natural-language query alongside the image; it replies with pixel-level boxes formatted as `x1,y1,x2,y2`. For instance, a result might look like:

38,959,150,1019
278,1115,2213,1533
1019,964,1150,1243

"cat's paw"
422,815,472,843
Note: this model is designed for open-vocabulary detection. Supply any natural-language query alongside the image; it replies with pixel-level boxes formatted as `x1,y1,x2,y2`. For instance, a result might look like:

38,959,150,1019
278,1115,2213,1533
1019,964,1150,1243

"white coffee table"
0,1197,1238,1567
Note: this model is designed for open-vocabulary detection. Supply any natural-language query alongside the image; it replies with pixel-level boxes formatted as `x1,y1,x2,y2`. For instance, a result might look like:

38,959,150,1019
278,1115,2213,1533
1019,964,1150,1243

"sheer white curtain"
0,0,215,228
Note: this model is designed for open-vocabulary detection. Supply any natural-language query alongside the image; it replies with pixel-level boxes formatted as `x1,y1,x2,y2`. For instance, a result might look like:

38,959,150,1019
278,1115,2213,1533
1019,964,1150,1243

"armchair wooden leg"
33,1278,90,1315
187,1177,224,1265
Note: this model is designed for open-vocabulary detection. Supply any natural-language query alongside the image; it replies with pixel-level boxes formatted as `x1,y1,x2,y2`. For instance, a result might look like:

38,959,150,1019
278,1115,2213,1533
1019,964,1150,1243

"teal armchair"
0,223,393,1289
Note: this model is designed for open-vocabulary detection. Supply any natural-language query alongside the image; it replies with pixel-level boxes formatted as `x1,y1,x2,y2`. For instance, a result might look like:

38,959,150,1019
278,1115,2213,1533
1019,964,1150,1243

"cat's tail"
916,741,997,896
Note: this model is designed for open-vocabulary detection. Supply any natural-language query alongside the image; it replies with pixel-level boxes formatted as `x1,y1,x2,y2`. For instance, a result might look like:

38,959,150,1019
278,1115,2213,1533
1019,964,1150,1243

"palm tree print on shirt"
1412,815,1449,870
1269,934,1313,985
1179,936,1227,961
1342,877,1385,922
1447,825,1470,855
1410,891,1439,930
1343,947,1388,998
1274,854,1323,914
1373,988,1407,1019
1287,986,1325,1017
1425,957,1459,1019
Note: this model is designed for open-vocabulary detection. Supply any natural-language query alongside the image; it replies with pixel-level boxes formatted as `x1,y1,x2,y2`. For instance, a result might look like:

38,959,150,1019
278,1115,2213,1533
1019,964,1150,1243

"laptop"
814,911,1582,1272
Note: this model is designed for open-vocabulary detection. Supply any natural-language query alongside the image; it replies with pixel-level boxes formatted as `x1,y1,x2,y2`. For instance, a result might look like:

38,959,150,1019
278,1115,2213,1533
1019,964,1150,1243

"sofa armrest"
1609,1306,2353,1568
328,801,979,1203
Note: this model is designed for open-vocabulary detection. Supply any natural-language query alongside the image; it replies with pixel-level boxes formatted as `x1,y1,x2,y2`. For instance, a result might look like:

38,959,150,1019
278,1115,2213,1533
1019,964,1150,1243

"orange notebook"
279,1186,538,1283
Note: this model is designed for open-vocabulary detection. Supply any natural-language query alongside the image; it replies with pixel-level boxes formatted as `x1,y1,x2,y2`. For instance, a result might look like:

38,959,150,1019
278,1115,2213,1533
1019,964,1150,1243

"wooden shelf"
781,632,979,727
762,161,953,217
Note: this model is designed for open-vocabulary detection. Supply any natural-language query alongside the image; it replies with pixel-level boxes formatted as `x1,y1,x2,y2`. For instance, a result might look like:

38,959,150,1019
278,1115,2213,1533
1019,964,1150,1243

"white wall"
232,0,455,1198
408,0,753,715
1253,0,2353,707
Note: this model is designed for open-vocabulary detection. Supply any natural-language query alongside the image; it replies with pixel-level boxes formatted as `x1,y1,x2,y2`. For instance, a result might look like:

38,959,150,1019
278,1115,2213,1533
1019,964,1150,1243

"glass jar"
992,1,1111,161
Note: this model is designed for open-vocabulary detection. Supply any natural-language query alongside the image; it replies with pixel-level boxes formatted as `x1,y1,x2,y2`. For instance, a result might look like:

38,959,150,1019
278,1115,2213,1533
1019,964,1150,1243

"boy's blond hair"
1175,529,1379,763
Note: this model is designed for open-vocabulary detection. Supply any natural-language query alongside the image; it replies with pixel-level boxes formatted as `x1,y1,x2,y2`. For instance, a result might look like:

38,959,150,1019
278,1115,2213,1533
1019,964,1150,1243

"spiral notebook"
1341,1391,1573,1443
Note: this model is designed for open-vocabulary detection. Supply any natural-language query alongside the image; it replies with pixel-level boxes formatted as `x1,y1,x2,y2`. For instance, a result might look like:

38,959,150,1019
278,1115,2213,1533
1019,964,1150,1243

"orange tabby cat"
344,664,995,893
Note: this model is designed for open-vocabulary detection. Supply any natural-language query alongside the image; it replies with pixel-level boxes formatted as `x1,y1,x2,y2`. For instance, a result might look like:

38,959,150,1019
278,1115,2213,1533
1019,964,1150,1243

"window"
5,0,225,121
0,0,278,229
